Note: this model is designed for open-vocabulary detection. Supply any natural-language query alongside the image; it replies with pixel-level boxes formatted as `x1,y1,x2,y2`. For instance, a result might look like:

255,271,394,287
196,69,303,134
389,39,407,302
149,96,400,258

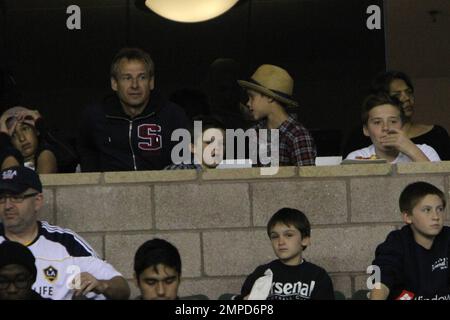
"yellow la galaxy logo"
43,266,58,283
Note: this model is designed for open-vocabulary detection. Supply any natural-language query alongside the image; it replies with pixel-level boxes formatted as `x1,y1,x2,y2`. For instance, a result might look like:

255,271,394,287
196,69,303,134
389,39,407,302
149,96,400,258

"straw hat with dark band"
238,64,298,107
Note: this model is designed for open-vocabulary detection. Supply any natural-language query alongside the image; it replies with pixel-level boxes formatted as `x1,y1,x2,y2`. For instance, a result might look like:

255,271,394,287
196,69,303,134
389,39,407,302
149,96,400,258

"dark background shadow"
0,0,385,156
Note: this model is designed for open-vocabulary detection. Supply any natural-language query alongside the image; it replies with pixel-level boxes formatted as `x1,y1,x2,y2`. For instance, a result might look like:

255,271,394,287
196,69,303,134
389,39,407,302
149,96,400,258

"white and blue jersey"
0,220,122,300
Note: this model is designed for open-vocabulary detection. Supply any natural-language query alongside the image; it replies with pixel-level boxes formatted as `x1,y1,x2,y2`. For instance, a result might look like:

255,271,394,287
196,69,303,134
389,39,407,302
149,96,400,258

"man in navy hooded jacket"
78,48,190,172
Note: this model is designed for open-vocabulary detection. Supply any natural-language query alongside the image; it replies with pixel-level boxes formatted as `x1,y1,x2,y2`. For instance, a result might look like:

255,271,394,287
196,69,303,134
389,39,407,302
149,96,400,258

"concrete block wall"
38,162,450,299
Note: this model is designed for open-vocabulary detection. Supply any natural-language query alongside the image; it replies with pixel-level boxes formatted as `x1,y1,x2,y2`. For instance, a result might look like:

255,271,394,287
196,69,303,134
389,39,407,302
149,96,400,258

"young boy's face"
269,223,310,266
403,194,445,241
246,89,272,121
363,104,403,153
136,263,180,300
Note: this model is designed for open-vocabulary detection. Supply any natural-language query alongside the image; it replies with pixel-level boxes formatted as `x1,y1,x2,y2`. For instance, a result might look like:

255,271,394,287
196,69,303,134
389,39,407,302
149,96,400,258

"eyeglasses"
0,193,39,204
0,275,32,290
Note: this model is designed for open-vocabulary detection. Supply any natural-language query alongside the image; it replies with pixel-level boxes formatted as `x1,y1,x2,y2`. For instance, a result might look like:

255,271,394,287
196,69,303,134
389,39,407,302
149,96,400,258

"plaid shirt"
253,116,316,166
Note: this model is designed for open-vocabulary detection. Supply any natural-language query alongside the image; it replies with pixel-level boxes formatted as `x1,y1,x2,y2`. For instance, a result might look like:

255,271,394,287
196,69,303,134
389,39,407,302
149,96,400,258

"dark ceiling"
0,0,385,152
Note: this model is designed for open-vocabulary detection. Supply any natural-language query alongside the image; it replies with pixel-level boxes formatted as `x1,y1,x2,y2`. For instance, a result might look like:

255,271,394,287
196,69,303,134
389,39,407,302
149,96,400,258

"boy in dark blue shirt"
370,181,449,300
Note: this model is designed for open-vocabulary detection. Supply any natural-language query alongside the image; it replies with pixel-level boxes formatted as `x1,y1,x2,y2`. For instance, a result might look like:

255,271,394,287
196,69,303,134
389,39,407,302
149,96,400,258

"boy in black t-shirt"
240,208,334,300
370,181,449,300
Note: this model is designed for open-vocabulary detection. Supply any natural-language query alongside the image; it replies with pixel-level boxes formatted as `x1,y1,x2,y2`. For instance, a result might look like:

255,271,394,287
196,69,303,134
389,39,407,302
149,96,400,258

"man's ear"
363,125,370,137
34,193,44,212
301,236,311,248
111,77,118,92
402,212,412,224
149,76,155,91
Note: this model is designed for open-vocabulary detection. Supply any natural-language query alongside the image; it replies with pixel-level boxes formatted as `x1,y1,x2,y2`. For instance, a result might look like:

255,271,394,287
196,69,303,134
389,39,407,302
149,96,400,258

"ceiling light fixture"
144,0,239,23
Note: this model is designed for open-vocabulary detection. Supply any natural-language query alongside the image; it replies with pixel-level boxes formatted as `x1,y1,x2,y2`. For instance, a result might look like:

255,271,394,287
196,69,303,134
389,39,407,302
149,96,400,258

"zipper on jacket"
106,111,156,171
128,120,137,170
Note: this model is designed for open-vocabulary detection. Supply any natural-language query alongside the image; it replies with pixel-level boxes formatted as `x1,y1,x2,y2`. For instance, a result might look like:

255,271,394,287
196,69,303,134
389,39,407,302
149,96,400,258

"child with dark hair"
370,182,449,300
0,241,48,300
133,238,182,300
345,93,440,163
0,106,57,173
239,208,334,300
165,115,225,170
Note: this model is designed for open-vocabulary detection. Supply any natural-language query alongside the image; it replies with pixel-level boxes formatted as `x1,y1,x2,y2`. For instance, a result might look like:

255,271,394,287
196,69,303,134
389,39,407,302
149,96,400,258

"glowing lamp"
145,0,239,23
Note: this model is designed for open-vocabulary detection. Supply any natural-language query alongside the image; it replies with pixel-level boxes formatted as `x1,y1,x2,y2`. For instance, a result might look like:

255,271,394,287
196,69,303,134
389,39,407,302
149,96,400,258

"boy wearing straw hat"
238,65,316,166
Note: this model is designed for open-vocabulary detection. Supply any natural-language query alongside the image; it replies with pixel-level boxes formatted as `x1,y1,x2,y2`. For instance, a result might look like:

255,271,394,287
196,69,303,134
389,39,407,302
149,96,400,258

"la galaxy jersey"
0,221,121,300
